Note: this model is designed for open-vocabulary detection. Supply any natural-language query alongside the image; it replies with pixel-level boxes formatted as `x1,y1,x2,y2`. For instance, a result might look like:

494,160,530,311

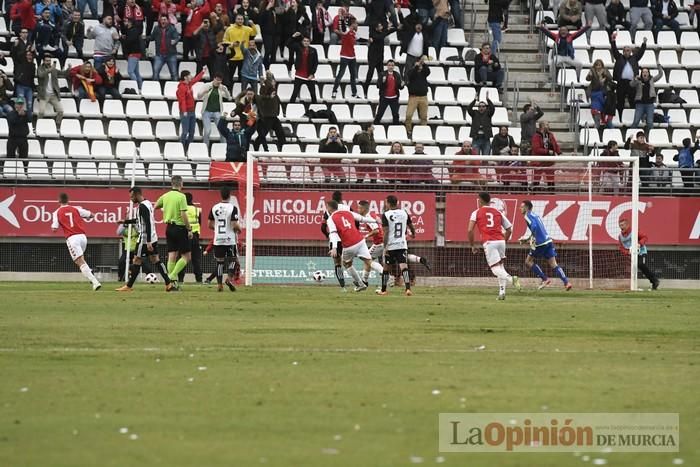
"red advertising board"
444,193,700,245
0,188,435,241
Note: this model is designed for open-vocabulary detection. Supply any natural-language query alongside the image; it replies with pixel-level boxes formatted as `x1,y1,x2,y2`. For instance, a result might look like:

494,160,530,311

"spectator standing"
121,17,144,90
61,0,77,24
6,97,32,159
367,0,391,28
673,137,699,190
10,0,37,39
531,120,562,190
466,95,495,155
223,13,257,85
0,71,14,117
598,140,624,194
630,66,664,130
289,36,319,104
492,126,526,186
519,100,544,155
606,0,630,33
364,22,392,94
217,114,249,161
450,139,488,185
87,15,120,69
183,1,212,61
624,131,654,185
651,0,680,41
331,2,355,45
36,0,63,25
96,56,122,100
353,124,379,182
331,19,358,99
475,42,505,90
258,0,278,68
77,0,97,19
209,3,230,44
558,0,583,28
240,39,264,92
415,0,434,25
150,15,180,81
13,49,35,118
584,0,608,31
11,29,34,64
282,0,311,66
319,127,348,183
540,23,590,84
234,87,259,146
432,0,450,56
235,0,259,26
374,60,403,125
311,0,331,45
177,68,206,150
62,11,85,61
69,60,101,101
36,54,64,125
122,0,145,34
195,19,218,74
198,72,232,146
611,33,647,119
629,0,654,39
35,8,65,65
586,59,615,130
256,73,286,152
404,56,430,136
487,0,509,53
401,22,429,74
450,0,464,28
650,153,672,188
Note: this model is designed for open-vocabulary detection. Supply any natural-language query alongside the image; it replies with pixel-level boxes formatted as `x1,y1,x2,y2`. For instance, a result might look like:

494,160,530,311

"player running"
51,193,101,290
326,199,379,292
208,187,242,292
519,200,572,290
377,195,415,296
321,191,353,289
155,176,193,291
116,187,173,292
356,200,392,285
468,192,520,300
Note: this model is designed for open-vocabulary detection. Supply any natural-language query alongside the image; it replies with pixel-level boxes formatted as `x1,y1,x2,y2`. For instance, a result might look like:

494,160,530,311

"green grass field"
0,282,698,467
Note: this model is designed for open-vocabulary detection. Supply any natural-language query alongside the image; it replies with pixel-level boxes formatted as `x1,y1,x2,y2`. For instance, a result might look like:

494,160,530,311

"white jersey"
137,199,158,243
209,202,239,246
382,208,410,251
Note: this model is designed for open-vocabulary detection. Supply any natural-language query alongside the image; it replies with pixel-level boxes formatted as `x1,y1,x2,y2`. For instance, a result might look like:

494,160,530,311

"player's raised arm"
349,211,376,224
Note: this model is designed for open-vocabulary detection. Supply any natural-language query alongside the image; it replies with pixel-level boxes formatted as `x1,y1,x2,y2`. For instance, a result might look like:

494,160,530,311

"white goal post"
245,152,640,291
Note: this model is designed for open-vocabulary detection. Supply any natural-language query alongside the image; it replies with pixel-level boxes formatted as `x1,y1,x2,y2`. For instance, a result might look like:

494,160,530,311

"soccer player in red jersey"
325,199,378,292
50,193,102,290
468,192,520,300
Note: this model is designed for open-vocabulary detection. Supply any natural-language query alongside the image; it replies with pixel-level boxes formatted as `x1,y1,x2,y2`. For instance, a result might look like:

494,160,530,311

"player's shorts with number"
213,244,236,258
369,243,384,260
66,233,88,261
528,242,557,259
136,241,159,258
166,224,191,254
385,248,408,265
341,240,372,263
483,240,507,267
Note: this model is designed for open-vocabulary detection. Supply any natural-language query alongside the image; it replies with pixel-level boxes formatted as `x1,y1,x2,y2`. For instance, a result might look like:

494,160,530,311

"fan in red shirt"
331,19,359,99
326,199,381,292
50,193,102,290
467,192,520,300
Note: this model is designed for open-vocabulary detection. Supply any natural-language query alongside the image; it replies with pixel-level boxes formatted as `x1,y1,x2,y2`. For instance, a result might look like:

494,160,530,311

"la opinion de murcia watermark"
439,413,679,453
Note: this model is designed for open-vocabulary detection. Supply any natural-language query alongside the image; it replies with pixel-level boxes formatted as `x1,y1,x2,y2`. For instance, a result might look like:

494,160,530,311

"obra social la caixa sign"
444,193,700,245
439,413,679,453
0,188,436,241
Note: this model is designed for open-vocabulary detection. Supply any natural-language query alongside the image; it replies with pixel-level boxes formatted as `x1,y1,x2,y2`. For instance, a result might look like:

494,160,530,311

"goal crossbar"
244,152,640,290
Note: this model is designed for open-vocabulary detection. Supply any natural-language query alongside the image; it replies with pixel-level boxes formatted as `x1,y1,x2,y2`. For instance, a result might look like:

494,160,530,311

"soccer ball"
144,273,159,284
312,270,326,282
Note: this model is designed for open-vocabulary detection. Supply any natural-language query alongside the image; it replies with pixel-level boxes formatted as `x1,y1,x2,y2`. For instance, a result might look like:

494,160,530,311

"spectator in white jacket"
198,72,232,146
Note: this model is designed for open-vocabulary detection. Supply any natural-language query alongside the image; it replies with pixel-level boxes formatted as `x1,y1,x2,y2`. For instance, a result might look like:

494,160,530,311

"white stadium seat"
139,142,163,161
44,140,66,159
163,142,187,161
26,161,51,180
60,119,83,138
91,141,115,159
36,119,59,138
68,140,91,159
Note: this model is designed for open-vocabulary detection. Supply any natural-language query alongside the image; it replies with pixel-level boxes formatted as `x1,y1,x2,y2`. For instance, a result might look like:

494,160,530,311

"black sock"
155,261,171,284
402,268,411,290
381,271,389,292
216,262,224,285
335,265,345,287
233,261,241,280
207,271,216,281
127,263,140,288
228,261,236,282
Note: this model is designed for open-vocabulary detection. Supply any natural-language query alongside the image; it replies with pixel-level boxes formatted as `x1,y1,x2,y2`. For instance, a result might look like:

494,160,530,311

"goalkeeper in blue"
519,200,572,290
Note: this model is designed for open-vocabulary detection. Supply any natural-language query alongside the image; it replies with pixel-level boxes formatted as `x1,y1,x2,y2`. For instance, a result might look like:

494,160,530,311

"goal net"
241,152,641,291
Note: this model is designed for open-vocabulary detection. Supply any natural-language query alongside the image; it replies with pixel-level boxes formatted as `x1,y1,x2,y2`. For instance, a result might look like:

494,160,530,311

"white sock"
362,268,370,282
498,278,506,294
346,266,362,285
408,254,420,263
491,264,513,284
80,263,99,285
370,261,384,274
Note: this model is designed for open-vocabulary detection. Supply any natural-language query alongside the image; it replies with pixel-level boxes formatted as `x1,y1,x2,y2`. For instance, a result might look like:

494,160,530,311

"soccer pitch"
0,283,698,467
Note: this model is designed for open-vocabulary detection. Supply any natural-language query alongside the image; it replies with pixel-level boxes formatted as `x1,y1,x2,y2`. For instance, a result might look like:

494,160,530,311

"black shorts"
213,244,237,259
166,224,191,254
385,248,408,265
136,241,159,258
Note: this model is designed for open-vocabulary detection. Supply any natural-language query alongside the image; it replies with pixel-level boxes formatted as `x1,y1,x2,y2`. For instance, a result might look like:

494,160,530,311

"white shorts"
66,234,87,261
342,240,372,263
484,240,506,267
369,243,384,260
